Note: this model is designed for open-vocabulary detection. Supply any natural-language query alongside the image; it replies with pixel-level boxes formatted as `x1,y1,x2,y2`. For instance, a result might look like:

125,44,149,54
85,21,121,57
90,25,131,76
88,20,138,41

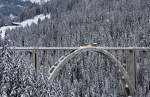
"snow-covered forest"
0,0,150,97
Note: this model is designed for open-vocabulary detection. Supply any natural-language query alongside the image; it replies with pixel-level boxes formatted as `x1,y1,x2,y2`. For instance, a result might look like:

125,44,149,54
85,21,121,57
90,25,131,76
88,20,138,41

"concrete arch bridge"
1,47,150,97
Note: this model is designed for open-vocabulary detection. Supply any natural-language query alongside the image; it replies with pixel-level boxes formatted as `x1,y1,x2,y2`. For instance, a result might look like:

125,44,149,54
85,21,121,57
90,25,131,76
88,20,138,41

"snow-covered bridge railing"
0,47,150,50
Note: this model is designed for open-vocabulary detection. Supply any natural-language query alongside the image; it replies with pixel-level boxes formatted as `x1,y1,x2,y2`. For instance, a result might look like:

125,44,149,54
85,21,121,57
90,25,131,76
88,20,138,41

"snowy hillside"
0,14,50,38
23,0,50,4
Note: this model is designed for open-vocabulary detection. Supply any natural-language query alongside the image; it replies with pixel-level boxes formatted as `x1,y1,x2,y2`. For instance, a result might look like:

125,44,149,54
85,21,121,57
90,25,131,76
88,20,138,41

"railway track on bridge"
0,47,150,50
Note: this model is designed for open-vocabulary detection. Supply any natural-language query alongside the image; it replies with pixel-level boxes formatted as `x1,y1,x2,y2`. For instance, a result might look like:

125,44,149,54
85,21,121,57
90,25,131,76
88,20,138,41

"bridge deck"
0,47,150,50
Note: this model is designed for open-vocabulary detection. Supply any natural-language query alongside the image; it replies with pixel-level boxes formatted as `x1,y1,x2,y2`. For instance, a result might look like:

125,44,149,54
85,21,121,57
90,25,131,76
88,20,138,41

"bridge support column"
126,50,137,96
32,49,38,73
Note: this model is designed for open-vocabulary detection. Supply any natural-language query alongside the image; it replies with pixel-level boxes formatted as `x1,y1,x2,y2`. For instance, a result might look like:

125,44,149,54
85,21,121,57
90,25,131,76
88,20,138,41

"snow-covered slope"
23,0,50,4
0,14,50,38
21,14,50,27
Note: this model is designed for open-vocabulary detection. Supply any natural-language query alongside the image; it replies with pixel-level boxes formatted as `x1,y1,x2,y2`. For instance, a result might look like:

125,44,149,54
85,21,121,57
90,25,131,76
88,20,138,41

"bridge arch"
48,47,136,96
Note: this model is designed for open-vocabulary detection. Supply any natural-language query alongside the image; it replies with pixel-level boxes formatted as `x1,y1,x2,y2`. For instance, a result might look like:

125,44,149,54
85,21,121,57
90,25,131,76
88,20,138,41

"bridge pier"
127,50,136,89
126,50,137,97
115,50,137,97
32,49,38,73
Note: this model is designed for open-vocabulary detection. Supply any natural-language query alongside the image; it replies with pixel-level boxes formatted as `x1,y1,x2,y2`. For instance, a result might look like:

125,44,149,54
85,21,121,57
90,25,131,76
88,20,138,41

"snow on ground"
0,26,17,38
0,14,51,38
23,0,50,4
9,14,17,20
21,14,50,27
